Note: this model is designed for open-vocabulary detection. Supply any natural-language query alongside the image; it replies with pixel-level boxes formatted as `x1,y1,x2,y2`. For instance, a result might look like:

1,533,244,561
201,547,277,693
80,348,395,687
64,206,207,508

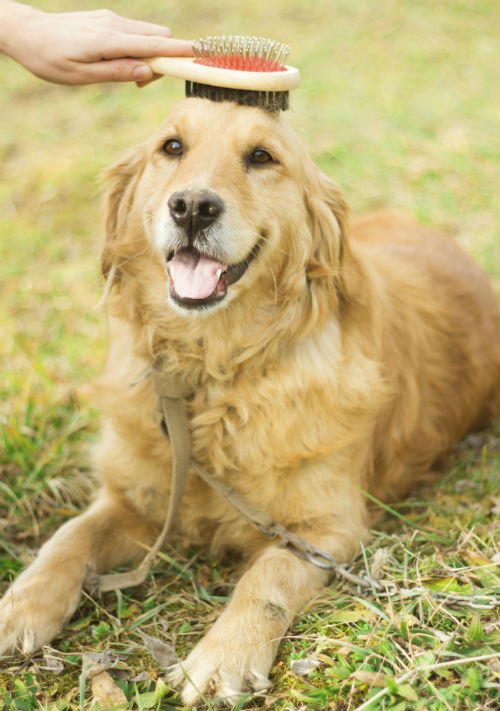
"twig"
353,652,500,711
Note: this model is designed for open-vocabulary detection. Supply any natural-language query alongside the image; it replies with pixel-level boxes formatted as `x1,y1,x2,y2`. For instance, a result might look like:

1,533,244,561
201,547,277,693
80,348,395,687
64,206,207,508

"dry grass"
1,0,499,709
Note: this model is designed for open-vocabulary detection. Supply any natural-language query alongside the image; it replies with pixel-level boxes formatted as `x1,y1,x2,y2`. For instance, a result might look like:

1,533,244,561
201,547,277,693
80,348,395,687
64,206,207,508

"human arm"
0,0,193,84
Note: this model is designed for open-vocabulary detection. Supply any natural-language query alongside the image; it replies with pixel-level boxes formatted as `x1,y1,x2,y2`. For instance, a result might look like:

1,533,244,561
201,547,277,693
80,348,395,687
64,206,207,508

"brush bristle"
185,81,289,112
193,36,290,72
188,35,293,112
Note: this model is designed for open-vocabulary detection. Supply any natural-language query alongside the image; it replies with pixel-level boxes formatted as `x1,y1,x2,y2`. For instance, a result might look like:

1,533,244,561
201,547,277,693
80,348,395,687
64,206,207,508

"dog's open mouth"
166,245,259,309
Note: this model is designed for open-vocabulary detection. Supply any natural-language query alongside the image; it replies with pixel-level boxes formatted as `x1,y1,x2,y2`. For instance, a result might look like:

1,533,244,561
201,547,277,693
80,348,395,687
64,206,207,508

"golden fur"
1,98,498,705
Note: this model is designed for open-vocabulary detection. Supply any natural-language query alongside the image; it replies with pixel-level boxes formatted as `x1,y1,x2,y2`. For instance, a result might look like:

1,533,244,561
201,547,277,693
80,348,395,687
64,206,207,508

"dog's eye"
248,148,274,166
162,138,184,157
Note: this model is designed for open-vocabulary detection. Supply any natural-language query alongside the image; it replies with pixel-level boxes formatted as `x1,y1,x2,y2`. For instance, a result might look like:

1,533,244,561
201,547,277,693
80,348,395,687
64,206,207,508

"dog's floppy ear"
303,164,352,305
101,144,147,280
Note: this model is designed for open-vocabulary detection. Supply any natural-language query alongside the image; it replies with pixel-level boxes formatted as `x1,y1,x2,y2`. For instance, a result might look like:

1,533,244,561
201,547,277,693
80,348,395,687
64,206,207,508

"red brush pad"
194,56,286,72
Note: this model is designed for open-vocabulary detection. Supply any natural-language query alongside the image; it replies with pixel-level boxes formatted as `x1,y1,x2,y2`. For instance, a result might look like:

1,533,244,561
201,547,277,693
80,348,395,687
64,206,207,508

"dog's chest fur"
95,315,382,551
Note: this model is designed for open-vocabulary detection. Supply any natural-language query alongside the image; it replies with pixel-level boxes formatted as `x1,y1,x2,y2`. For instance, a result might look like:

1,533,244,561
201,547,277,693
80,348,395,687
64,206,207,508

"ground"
0,0,499,709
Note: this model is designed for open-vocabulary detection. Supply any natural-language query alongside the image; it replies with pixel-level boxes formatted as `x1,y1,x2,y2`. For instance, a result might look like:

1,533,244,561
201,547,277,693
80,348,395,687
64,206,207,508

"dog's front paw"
0,570,82,655
168,615,275,706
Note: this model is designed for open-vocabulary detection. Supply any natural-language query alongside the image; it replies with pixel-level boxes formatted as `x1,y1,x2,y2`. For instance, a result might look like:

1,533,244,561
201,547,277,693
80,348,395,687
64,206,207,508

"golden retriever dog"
0,98,498,705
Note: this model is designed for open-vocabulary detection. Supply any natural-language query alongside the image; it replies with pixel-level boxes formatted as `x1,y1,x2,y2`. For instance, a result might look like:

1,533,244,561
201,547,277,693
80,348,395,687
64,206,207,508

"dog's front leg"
170,543,333,705
0,492,157,655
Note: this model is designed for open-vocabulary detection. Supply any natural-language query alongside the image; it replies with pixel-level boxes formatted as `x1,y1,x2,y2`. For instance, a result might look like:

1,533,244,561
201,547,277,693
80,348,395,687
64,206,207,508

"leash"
93,359,380,593
96,363,192,592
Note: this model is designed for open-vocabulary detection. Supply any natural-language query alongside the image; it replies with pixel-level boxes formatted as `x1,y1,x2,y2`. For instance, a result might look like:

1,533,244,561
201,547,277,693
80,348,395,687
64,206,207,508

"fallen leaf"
136,629,177,669
433,629,453,644
488,658,500,680
350,670,387,686
314,652,335,665
393,612,419,628
90,670,127,708
336,646,353,657
370,547,391,579
80,653,128,710
82,651,122,681
463,550,494,565
290,657,322,676
462,550,500,586
489,497,500,515
424,577,472,595
130,671,151,683
454,479,478,493
397,683,419,702
331,607,377,623
39,653,64,674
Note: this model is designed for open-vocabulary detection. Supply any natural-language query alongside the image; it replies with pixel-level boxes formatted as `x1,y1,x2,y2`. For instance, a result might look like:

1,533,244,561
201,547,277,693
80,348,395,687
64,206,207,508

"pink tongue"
167,251,227,300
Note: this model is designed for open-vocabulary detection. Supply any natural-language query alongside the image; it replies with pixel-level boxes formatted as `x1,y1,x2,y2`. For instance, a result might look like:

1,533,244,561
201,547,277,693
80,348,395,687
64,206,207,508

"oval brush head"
193,36,290,72
146,35,300,112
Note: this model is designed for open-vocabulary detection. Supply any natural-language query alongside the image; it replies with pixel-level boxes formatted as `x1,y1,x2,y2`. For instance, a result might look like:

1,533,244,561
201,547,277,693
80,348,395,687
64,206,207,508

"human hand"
0,1,193,85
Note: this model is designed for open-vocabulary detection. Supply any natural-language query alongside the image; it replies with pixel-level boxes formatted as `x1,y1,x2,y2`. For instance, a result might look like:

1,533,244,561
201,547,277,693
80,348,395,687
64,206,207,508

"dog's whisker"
252,229,293,259
252,248,279,306
94,244,154,309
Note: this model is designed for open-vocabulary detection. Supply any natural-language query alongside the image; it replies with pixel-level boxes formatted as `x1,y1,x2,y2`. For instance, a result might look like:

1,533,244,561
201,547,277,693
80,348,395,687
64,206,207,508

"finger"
108,16,173,38
136,73,164,88
75,58,155,84
69,8,171,38
101,35,194,60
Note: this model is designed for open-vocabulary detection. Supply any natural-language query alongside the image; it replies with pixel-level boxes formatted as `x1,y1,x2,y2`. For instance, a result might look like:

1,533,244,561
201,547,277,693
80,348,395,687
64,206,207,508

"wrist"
0,1,42,55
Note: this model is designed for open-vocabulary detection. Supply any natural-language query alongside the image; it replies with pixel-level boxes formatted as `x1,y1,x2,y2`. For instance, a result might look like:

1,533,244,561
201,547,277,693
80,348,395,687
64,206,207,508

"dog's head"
103,98,351,321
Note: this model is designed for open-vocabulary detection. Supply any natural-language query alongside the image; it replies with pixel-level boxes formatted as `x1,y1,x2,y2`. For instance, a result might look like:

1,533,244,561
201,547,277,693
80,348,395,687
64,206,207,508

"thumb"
77,58,154,84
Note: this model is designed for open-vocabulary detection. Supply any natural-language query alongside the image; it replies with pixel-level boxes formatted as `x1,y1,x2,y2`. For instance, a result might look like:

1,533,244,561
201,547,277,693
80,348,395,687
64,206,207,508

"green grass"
1,0,499,709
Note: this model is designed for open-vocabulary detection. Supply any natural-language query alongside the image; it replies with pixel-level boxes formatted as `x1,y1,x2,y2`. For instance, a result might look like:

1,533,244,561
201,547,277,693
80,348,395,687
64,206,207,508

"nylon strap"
93,361,379,594
95,360,193,593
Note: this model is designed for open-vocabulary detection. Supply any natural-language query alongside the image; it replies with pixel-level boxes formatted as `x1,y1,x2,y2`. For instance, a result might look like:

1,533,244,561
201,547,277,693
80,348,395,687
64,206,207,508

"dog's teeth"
216,268,222,281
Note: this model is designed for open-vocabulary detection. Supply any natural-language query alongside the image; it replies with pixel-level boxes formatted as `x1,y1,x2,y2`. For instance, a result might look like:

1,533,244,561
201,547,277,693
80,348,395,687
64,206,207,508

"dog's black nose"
168,189,224,235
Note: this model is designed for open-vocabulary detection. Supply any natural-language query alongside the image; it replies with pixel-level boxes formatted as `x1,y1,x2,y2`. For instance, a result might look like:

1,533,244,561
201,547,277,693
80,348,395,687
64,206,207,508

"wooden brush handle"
146,56,300,91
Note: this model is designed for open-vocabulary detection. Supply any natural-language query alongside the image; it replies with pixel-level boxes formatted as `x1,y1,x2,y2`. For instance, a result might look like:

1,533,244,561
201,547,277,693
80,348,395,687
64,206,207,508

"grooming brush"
147,35,300,112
